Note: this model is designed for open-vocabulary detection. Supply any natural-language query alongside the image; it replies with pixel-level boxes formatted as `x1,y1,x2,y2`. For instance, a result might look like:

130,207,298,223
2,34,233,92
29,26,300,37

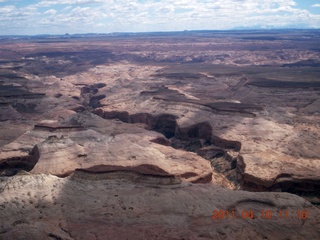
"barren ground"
0,30,320,239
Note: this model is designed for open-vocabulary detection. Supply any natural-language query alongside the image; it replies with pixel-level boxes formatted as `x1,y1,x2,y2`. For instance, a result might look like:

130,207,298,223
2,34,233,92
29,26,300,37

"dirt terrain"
0,30,320,239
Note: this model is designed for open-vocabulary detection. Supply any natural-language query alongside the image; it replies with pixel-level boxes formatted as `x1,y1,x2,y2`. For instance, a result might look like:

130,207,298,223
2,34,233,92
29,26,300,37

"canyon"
0,30,320,239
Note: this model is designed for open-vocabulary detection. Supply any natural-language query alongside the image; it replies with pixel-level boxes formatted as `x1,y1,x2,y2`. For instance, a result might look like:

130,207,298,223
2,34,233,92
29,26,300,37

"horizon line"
1,28,320,37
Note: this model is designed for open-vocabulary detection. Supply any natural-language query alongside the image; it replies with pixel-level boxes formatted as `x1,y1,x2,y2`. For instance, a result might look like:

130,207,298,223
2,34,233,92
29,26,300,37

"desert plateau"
0,30,320,239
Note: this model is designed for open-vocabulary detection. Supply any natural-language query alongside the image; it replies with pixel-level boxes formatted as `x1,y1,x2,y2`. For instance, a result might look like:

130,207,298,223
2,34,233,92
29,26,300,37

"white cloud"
0,5,15,14
1,0,320,34
44,9,56,15
312,4,320,8
37,0,104,7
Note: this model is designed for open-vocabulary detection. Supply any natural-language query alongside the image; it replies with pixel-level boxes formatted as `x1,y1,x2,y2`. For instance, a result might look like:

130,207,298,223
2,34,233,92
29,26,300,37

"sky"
0,0,320,35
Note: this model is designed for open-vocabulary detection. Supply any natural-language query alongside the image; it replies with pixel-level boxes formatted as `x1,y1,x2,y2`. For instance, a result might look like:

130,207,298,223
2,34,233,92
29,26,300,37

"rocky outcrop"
0,155,37,177
1,32,320,239
175,121,212,142
30,133,212,182
0,173,319,240
80,83,107,109
96,111,178,138
0,103,22,121
0,113,212,183
149,114,178,139
34,123,85,132
95,109,240,153
89,94,106,108
93,110,241,184
94,109,130,123
239,154,320,196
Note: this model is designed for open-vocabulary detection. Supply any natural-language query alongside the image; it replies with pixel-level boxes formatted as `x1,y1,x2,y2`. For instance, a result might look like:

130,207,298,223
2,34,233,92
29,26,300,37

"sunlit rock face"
1,30,320,238
0,112,212,182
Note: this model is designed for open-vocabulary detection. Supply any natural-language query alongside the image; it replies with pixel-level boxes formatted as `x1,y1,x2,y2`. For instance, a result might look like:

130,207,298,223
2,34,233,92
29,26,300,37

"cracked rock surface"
1,173,320,240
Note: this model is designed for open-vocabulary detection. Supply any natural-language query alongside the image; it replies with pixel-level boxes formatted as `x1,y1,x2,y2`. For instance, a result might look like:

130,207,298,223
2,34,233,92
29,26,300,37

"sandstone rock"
30,132,212,182
1,112,212,182
0,173,319,240
1,32,320,239
0,103,23,121
240,153,320,194
299,99,320,114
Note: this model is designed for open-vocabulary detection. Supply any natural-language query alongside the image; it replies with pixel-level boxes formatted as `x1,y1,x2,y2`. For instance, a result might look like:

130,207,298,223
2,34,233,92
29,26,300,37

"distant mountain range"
1,29,320,40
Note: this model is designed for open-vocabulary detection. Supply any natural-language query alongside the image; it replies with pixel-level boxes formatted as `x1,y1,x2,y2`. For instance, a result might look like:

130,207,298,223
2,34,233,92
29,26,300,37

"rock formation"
0,30,320,238
0,173,320,239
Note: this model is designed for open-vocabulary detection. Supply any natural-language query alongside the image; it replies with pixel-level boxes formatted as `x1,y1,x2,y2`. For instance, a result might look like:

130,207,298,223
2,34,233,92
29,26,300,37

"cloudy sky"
1,0,320,35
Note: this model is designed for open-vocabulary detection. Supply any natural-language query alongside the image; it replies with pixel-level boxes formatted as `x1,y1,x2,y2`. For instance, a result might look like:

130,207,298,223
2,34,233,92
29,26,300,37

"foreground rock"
0,173,319,240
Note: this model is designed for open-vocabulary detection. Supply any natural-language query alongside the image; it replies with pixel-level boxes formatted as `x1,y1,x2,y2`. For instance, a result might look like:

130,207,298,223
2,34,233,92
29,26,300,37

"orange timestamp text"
212,209,309,220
